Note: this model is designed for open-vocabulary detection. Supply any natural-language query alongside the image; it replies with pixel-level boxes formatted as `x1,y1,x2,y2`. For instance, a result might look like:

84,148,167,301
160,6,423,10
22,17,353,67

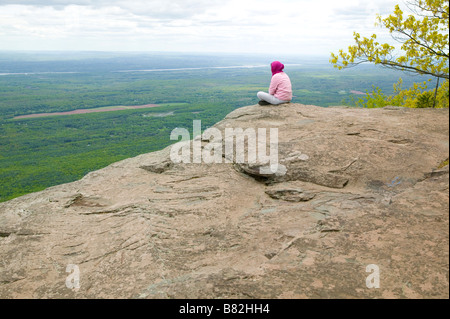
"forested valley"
0,52,432,202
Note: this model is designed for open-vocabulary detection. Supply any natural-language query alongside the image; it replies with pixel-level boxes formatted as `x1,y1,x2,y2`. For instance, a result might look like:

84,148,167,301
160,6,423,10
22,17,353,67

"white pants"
257,91,289,105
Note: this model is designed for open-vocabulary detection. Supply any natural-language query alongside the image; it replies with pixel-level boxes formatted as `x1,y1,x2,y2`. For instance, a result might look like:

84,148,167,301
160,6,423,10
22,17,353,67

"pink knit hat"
271,61,284,76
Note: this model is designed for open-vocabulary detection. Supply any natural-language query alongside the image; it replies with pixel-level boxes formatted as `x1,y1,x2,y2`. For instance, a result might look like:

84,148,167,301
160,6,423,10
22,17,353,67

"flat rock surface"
0,103,448,298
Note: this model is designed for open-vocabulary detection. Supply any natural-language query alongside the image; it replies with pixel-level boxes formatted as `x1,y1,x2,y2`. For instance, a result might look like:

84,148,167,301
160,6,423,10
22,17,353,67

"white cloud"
0,0,223,18
0,0,407,55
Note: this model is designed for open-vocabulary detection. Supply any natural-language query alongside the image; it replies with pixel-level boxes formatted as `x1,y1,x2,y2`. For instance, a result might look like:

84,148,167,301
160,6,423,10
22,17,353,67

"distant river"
0,64,303,76
116,64,303,73
0,72,79,76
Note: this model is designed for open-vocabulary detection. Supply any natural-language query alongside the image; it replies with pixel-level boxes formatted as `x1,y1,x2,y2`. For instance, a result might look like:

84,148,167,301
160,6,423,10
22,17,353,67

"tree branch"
390,24,449,59
377,60,449,79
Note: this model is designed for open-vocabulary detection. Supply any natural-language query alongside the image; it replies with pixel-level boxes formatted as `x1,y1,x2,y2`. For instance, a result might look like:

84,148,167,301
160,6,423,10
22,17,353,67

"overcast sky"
0,0,409,56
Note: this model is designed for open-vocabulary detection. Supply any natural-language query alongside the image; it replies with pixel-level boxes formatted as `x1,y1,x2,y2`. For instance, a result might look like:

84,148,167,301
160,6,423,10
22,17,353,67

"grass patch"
438,159,449,169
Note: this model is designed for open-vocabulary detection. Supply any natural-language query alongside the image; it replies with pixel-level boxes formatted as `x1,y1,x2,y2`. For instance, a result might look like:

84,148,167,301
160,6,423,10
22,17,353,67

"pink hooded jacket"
269,61,292,101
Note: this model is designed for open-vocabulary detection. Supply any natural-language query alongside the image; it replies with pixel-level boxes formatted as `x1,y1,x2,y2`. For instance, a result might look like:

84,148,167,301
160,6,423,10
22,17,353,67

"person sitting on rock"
257,61,292,105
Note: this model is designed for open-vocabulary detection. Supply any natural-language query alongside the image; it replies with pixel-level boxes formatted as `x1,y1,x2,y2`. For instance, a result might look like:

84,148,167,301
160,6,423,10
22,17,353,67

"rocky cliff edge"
0,103,448,298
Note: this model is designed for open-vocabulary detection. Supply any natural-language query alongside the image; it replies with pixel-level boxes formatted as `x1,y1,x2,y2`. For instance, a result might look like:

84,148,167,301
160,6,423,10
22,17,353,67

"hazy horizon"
0,0,407,56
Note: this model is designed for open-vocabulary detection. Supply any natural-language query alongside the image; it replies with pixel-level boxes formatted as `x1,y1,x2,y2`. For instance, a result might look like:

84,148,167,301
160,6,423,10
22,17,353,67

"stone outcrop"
0,103,448,298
